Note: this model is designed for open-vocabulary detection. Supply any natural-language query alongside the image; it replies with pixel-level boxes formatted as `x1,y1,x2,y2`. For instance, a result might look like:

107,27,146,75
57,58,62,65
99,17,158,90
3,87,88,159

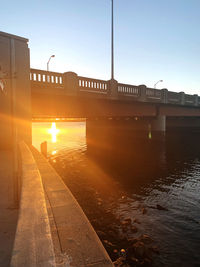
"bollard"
40,141,47,158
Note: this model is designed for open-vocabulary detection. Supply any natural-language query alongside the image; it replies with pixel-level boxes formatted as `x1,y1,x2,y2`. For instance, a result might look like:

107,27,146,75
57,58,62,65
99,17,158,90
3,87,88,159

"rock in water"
142,208,147,214
156,204,168,211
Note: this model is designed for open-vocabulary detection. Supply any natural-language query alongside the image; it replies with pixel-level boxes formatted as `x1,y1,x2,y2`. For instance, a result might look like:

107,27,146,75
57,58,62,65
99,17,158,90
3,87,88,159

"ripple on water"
32,122,200,266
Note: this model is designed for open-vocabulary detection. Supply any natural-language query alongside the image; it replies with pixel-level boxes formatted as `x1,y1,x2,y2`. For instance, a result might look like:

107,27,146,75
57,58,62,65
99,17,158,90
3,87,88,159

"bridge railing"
30,69,200,107
185,94,196,105
167,91,181,104
30,68,63,86
145,88,162,101
78,76,108,94
118,83,139,97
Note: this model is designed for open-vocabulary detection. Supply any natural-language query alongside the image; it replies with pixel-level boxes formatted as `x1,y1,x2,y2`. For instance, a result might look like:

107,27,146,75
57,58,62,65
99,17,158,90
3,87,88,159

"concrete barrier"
31,146,114,267
10,142,56,267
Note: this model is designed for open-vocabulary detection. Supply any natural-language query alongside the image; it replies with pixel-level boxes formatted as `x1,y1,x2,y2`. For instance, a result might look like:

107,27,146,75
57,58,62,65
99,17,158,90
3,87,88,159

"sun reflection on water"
32,121,86,156
48,122,60,143
51,150,57,155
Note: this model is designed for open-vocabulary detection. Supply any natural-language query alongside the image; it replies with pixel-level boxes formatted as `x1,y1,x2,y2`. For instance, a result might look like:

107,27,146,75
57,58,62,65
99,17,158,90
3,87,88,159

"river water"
32,121,200,267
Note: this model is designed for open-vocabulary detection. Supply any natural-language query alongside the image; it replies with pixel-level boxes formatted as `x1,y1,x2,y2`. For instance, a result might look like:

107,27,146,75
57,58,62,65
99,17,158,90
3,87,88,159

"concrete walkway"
31,146,113,267
0,151,18,267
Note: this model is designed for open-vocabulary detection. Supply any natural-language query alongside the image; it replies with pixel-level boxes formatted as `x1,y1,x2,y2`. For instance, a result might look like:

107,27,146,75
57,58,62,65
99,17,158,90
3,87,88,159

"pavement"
31,146,114,267
0,147,113,267
0,151,18,267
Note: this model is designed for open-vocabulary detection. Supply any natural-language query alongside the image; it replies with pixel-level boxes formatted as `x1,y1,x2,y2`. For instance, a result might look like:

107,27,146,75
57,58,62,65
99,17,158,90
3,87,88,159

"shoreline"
49,157,160,266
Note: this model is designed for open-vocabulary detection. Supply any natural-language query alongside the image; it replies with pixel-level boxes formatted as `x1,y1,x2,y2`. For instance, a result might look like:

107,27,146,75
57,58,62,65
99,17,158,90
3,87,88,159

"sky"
1,0,200,94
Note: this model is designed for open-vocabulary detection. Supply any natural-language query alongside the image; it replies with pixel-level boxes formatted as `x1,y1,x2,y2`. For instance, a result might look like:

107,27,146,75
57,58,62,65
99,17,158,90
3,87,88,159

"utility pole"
111,0,114,80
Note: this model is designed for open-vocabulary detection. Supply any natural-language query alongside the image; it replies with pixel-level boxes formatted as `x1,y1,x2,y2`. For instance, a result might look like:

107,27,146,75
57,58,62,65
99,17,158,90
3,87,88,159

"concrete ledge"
0,31,28,42
10,142,55,267
31,146,114,267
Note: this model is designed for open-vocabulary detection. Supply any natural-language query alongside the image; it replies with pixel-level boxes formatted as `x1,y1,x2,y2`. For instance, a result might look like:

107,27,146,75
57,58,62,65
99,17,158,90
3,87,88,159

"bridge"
31,68,200,113
1,31,200,266
31,68,200,135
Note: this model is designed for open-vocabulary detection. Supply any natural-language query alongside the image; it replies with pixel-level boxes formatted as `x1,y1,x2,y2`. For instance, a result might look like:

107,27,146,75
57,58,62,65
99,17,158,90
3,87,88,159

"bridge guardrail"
30,68,200,107
146,88,162,102
185,94,195,106
78,76,108,94
31,68,63,86
167,91,181,104
118,83,139,97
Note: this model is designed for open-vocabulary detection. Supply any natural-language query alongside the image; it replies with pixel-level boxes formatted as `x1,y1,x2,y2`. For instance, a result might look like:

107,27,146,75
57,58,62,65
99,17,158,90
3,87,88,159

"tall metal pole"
47,55,55,72
111,0,114,80
154,79,163,89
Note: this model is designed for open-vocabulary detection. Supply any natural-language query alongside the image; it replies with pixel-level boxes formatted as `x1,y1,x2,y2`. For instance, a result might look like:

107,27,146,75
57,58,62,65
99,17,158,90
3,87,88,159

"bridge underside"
32,93,200,118
32,94,156,118
32,93,200,138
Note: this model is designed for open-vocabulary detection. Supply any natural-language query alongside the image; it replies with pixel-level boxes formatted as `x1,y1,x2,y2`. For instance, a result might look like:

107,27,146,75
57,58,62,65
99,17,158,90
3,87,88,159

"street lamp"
47,55,55,72
154,79,163,89
111,0,114,80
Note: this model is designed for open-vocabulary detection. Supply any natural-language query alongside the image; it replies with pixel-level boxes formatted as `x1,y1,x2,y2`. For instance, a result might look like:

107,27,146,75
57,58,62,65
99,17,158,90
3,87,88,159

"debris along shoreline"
91,212,159,267
49,158,160,266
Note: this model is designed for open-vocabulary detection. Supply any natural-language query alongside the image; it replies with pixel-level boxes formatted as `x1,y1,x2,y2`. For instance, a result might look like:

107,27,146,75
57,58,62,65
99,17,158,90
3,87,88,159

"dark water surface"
32,122,200,267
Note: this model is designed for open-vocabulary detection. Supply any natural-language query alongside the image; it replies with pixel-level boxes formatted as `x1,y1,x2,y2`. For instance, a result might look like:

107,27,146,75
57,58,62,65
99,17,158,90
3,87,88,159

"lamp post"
154,79,163,89
47,55,55,72
111,0,114,80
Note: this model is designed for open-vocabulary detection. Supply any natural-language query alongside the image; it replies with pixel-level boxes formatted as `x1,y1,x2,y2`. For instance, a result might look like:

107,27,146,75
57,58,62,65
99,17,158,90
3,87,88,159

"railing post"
194,94,198,106
138,85,147,102
179,91,185,105
63,72,78,95
161,88,168,104
108,79,118,99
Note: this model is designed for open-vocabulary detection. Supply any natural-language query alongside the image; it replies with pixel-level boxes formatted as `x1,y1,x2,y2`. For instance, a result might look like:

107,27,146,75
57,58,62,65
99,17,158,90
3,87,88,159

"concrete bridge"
31,68,200,135
31,68,200,115
1,29,200,148
1,30,200,266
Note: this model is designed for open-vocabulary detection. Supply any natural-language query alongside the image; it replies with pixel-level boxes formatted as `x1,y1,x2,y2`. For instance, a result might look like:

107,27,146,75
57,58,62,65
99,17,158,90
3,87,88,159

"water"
32,122,200,267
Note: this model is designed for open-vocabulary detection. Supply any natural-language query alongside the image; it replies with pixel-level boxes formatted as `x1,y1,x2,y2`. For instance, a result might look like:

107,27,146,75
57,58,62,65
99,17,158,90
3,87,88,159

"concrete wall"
0,31,31,150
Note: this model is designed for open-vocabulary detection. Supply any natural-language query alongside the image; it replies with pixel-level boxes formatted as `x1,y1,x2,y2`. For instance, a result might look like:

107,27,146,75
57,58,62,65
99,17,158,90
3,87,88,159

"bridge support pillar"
0,32,31,206
0,32,31,149
150,115,166,132
147,115,166,141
